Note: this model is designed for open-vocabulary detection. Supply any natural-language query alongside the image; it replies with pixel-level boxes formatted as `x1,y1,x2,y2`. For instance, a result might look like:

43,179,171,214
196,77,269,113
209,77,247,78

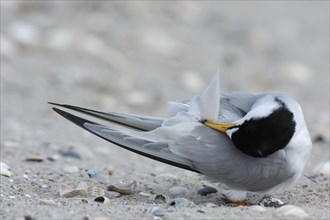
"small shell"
59,183,88,197
76,182,88,190
0,162,11,177
38,199,61,207
107,180,136,195
94,196,110,204
92,186,105,197
25,156,44,162
63,165,79,173
59,183,73,196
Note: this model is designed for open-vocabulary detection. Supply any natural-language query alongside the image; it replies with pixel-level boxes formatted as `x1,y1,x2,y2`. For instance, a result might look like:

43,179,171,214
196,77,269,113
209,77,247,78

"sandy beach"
1,1,329,219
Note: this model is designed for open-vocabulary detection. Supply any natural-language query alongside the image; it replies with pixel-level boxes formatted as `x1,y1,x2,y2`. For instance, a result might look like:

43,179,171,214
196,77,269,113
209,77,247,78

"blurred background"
1,1,329,174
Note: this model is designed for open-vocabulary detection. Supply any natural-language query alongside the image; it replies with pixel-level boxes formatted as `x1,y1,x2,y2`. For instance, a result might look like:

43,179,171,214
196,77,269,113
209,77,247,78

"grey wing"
48,102,164,131
218,92,262,121
167,125,295,192
51,107,199,173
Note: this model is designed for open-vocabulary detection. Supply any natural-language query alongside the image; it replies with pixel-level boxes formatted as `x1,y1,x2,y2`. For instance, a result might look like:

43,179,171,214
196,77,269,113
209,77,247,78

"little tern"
49,71,312,204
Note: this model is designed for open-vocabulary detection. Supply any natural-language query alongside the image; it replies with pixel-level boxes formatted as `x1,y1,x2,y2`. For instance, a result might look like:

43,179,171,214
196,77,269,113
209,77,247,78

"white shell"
0,162,11,177
38,199,61,207
59,183,88,197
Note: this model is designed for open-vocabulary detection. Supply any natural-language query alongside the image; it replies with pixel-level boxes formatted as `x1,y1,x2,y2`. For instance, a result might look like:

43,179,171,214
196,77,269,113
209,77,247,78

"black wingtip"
48,102,65,107
52,107,200,174
52,107,97,128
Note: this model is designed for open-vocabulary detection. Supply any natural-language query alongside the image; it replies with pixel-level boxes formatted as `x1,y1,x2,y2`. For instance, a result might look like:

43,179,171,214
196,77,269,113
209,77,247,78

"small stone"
168,186,189,198
275,205,309,218
2,140,20,148
63,166,79,173
25,156,44,162
148,207,167,217
197,185,218,196
259,195,286,208
169,198,196,208
61,150,81,160
86,169,105,179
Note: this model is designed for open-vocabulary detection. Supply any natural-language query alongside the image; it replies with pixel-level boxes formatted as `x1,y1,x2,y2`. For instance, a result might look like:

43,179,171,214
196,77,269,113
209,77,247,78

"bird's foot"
221,197,254,206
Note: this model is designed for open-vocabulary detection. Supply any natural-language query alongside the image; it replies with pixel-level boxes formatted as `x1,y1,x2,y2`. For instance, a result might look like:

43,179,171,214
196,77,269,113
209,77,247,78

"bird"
49,71,312,205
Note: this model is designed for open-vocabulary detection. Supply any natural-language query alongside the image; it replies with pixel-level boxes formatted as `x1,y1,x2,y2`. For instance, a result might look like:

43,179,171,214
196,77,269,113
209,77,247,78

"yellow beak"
203,120,236,133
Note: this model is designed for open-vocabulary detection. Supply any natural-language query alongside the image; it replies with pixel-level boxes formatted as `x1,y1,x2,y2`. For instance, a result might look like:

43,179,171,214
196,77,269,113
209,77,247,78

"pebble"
94,196,110,204
259,195,285,208
169,198,196,208
0,162,11,177
168,186,189,198
197,185,218,196
147,207,167,217
63,165,79,173
2,140,21,148
275,205,309,218
61,150,81,160
86,169,106,179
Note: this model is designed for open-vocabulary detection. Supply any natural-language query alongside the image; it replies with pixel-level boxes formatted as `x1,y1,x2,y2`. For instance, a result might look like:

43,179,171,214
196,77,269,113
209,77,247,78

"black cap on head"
231,98,296,158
